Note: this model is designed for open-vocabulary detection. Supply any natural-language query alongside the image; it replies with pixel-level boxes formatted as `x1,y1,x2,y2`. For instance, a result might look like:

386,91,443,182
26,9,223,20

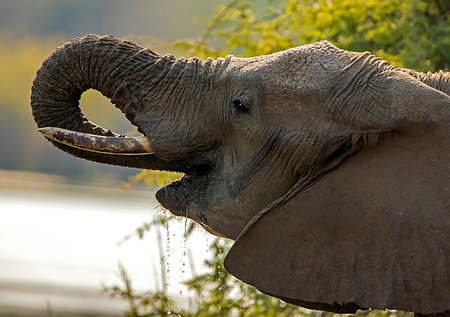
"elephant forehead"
235,42,352,92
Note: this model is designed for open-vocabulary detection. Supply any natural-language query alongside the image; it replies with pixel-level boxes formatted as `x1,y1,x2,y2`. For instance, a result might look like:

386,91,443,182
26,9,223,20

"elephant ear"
224,75,450,314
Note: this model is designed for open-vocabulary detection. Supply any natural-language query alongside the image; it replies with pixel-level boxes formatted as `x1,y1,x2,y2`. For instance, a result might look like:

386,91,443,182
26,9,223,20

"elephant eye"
232,99,250,114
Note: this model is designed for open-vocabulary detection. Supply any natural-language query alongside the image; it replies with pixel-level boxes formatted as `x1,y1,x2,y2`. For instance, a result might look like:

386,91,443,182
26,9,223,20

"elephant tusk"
38,127,154,155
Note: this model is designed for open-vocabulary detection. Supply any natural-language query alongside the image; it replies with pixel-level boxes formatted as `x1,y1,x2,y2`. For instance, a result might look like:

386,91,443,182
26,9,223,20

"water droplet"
166,218,170,288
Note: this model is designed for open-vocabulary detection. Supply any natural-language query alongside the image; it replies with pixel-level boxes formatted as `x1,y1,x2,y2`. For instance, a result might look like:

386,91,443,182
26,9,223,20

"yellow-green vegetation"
124,170,183,189
176,0,449,71
0,37,60,171
0,38,62,122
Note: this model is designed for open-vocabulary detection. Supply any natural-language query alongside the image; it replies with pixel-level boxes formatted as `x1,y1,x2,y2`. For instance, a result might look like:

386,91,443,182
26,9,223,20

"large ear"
224,74,450,314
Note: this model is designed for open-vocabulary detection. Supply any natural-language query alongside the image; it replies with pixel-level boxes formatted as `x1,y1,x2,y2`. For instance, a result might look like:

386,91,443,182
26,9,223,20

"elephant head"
31,35,450,315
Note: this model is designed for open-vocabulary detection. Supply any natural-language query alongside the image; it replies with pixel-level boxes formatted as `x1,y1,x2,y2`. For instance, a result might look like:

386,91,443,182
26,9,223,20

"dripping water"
155,226,167,293
165,213,170,290
179,217,189,296
158,191,175,314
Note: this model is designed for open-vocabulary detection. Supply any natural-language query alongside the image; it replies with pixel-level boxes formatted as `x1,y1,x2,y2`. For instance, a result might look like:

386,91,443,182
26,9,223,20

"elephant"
31,35,449,315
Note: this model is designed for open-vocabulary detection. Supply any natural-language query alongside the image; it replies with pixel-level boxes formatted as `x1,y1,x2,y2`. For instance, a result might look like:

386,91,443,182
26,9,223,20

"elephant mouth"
38,126,214,217
154,148,215,217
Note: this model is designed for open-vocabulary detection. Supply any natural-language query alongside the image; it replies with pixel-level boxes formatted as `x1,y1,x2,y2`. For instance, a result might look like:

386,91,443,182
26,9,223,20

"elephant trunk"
30,35,173,169
398,68,450,96
31,34,160,134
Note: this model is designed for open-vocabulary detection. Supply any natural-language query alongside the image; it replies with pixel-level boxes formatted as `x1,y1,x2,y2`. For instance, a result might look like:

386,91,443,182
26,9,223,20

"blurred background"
0,0,448,316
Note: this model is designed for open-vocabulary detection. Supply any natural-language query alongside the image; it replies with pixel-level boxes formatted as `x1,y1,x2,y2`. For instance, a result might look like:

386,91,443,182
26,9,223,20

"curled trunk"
31,35,179,170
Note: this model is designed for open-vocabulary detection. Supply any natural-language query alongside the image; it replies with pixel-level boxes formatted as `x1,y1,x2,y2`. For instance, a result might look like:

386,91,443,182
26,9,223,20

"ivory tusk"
38,127,153,155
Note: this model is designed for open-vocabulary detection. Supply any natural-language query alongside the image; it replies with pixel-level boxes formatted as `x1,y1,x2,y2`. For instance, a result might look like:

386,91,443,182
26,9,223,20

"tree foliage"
176,0,449,71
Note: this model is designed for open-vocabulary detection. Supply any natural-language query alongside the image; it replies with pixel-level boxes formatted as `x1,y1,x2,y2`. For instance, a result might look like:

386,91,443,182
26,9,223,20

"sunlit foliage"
176,0,449,71
123,170,184,188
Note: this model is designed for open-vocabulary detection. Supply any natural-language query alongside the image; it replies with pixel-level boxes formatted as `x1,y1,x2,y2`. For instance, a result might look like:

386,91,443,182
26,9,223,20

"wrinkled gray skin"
31,35,449,315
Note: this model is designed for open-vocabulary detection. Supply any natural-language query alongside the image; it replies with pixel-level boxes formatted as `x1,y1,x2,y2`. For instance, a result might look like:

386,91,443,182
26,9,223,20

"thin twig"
45,298,53,317
156,226,167,293
199,0,240,43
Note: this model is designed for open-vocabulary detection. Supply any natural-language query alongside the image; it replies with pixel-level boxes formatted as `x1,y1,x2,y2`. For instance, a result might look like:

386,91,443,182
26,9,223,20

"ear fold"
325,53,449,135
367,69,449,129
224,127,450,314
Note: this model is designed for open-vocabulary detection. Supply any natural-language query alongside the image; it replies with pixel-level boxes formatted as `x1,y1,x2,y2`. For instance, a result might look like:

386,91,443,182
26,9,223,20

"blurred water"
0,188,210,316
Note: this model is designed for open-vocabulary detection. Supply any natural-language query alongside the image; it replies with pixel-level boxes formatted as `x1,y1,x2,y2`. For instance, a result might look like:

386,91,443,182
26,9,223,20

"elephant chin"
155,181,188,216
155,172,210,219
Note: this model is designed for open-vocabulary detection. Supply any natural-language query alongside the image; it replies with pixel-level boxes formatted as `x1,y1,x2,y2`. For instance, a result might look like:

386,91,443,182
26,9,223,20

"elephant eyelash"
232,99,250,114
